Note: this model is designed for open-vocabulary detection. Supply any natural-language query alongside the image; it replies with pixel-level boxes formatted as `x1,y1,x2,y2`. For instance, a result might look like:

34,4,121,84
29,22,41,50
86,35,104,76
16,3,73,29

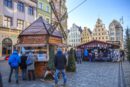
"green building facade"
37,0,51,23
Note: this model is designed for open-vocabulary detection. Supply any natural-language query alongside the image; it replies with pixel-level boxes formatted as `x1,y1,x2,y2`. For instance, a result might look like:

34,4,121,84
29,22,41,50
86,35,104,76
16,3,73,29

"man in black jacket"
54,48,67,87
20,52,27,80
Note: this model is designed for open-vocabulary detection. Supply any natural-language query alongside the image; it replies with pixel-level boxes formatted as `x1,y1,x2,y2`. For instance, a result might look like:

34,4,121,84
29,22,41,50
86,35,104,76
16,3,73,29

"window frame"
38,2,43,10
4,0,13,8
17,19,24,29
4,16,13,28
28,6,34,16
17,1,25,12
46,6,49,12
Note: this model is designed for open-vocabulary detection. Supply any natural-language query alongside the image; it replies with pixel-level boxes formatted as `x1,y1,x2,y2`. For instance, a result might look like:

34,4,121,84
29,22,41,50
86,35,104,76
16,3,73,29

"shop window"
2,38,12,56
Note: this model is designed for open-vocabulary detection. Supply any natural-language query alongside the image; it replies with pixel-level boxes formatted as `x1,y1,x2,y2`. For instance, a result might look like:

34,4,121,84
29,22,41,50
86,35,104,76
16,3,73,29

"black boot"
8,79,11,83
16,80,19,84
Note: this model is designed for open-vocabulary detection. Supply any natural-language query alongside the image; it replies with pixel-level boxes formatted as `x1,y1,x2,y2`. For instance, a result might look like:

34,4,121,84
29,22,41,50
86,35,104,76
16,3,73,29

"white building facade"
109,20,124,49
68,24,82,47
0,0,37,56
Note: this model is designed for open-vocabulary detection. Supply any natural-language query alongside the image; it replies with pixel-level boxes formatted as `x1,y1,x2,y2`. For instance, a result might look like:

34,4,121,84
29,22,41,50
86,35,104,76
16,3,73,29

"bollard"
0,72,3,87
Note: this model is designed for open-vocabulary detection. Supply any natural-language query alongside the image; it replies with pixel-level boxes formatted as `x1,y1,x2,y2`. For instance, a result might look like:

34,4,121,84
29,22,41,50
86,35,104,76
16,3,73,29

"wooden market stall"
77,40,120,61
77,40,119,49
17,17,63,78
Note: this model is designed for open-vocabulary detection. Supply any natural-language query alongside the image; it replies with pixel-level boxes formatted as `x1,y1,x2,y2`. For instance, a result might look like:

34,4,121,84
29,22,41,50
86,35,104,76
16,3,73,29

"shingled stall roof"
19,17,62,37
77,40,119,49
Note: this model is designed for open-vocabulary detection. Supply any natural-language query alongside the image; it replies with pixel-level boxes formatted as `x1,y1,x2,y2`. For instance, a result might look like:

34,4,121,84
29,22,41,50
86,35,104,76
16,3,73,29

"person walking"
8,50,20,84
0,72,3,87
83,49,88,61
54,48,67,87
19,52,27,80
64,49,69,66
27,51,36,81
88,52,92,62
76,48,82,64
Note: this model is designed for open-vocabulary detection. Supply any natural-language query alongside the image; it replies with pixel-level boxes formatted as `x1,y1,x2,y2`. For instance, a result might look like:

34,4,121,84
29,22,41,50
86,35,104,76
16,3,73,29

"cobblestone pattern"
122,61,130,87
0,61,119,87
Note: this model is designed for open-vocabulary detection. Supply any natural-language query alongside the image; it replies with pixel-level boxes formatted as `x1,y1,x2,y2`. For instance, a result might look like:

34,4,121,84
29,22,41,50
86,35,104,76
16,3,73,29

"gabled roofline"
19,17,50,37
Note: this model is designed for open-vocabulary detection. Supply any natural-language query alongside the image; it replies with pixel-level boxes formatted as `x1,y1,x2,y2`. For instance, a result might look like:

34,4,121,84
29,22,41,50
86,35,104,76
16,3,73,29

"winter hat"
57,47,62,52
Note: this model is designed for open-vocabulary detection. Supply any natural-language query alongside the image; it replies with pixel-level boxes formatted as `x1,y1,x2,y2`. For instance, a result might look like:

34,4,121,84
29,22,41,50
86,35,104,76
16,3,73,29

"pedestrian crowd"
0,47,125,87
6,48,68,87
8,50,36,84
75,48,125,63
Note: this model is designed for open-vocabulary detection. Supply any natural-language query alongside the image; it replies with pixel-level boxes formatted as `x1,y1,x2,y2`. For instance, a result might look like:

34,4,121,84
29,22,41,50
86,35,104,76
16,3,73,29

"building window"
46,6,49,12
28,6,34,15
4,16,12,28
38,2,43,10
17,19,24,29
46,18,49,23
17,2,24,12
117,37,120,41
110,32,114,36
4,0,13,8
111,37,114,41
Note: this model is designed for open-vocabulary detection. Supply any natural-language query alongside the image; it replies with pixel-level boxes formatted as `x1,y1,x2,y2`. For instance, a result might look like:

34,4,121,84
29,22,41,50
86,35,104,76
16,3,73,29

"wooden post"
47,44,49,61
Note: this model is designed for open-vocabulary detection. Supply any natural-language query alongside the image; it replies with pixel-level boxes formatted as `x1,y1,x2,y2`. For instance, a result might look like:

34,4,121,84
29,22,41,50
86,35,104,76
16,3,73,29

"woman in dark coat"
20,52,27,80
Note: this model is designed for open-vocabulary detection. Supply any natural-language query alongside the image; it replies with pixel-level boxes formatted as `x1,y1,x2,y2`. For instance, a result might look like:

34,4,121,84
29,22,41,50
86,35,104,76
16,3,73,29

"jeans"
22,69,27,80
28,70,35,80
77,57,82,64
54,69,67,84
89,56,92,62
9,67,18,81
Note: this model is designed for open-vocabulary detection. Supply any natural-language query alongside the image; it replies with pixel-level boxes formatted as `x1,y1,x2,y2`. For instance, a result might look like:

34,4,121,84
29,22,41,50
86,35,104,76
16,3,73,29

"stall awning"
16,44,46,47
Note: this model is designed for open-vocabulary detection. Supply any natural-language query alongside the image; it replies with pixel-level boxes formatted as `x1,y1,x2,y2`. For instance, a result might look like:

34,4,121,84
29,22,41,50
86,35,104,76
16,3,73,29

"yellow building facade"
92,18,109,42
81,27,92,44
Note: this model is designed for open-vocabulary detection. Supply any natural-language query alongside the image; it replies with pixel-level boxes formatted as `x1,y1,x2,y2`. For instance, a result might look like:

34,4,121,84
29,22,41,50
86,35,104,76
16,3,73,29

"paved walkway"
122,61,130,87
0,61,122,87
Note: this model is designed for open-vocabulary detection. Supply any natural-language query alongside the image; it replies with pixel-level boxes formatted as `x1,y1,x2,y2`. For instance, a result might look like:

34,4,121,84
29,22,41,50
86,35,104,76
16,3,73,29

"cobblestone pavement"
0,61,120,87
122,61,130,87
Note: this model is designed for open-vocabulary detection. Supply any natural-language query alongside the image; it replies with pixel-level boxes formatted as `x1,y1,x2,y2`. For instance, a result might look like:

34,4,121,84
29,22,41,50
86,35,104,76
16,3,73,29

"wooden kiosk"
17,17,63,78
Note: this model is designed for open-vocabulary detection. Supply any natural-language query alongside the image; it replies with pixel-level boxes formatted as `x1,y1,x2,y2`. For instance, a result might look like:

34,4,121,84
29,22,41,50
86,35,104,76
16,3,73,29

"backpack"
11,56,19,68
26,58,33,66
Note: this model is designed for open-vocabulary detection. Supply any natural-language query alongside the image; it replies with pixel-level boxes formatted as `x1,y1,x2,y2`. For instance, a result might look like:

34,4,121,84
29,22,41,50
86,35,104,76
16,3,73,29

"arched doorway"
2,38,12,56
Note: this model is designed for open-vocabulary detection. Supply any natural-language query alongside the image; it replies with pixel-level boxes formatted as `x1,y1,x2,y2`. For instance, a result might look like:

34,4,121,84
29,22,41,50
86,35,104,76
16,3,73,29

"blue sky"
66,0,130,30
